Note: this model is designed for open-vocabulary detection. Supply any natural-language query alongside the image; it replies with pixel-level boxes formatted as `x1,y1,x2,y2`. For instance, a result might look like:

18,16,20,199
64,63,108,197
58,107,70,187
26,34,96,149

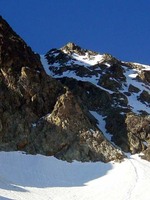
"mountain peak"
63,42,78,50
60,42,85,55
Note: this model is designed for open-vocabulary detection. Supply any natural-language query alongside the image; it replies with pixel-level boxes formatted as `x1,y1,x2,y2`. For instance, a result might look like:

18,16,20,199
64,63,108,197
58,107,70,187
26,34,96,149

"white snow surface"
0,151,150,200
132,62,150,71
71,52,104,66
89,111,112,142
40,55,52,76
46,51,104,68
121,65,150,114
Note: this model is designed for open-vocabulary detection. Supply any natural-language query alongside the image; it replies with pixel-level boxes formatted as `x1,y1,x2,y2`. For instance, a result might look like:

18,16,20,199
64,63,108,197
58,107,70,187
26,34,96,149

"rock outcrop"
29,90,123,162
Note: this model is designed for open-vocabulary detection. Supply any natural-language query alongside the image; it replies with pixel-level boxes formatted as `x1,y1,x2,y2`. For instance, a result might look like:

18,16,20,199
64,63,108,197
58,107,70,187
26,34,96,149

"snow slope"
0,152,150,200
41,45,150,114
121,65,150,113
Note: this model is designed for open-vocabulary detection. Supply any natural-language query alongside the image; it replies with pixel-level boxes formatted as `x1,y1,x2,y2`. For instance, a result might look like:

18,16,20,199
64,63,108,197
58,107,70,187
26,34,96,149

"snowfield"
0,152,150,200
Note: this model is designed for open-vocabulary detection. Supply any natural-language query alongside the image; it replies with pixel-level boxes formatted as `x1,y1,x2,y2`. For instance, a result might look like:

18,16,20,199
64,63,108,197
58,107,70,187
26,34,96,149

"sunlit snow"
133,62,150,71
41,51,150,114
40,55,52,75
71,52,104,66
0,152,150,200
122,66,150,114
89,111,112,142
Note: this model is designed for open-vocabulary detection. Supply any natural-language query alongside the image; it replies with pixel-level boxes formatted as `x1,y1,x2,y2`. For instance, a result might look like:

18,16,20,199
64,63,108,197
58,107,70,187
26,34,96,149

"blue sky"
1,0,150,64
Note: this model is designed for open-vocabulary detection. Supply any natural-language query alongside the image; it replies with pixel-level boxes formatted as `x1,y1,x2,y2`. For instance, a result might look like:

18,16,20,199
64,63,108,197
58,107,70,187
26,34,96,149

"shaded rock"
105,112,150,154
111,93,128,108
59,77,112,111
105,111,130,152
138,90,150,104
128,84,140,93
98,74,121,91
0,119,2,132
125,113,150,153
101,54,122,65
98,63,126,91
0,16,42,77
141,147,150,161
17,137,28,150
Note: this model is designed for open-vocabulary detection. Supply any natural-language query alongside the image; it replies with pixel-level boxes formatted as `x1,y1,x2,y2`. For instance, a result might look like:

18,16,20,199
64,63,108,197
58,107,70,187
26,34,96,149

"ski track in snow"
0,152,150,200
125,156,139,200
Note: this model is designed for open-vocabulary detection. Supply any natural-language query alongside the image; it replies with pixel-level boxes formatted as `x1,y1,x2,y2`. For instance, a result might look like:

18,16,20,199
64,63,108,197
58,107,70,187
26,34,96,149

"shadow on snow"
0,152,113,191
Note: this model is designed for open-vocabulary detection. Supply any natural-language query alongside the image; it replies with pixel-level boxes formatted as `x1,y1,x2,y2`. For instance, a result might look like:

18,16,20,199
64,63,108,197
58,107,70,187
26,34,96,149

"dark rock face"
139,90,150,104
106,112,150,154
0,16,64,152
0,16,41,75
125,114,150,153
59,78,112,111
0,16,125,162
142,147,150,161
128,84,140,93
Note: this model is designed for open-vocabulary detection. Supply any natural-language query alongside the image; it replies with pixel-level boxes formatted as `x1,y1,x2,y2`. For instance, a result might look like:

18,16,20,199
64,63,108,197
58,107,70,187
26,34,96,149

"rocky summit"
0,16,150,162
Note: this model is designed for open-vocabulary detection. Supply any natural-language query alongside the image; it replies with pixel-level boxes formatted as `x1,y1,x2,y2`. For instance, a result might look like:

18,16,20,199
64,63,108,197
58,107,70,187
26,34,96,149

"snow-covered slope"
41,42,150,114
0,151,150,200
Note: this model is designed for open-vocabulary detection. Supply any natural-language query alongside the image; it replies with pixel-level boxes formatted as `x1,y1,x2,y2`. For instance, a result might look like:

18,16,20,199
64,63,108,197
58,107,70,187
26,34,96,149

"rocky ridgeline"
0,16,124,162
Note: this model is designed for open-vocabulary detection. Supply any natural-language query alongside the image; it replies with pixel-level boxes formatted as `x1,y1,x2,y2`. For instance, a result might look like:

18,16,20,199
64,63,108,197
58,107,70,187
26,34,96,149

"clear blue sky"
1,0,150,64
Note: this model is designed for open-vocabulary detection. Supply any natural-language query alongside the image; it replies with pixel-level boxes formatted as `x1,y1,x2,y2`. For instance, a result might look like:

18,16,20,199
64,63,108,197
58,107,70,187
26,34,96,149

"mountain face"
0,17,149,162
43,42,150,160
